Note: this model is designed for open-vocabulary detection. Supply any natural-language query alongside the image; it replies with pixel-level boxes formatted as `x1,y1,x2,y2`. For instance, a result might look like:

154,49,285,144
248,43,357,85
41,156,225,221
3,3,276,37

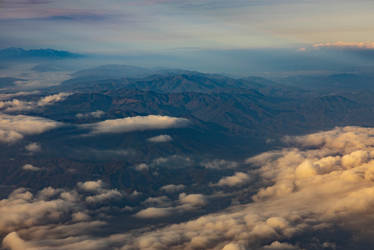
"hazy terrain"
0,48,374,249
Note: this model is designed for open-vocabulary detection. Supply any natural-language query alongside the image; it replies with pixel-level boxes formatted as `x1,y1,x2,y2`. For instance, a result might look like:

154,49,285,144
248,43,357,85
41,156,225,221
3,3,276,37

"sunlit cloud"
313,41,374,49
83,115,190,134
0,113,62,143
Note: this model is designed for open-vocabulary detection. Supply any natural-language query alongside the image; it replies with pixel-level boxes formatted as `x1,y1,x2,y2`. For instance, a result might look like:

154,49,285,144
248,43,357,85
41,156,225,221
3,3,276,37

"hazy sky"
1,0,374,53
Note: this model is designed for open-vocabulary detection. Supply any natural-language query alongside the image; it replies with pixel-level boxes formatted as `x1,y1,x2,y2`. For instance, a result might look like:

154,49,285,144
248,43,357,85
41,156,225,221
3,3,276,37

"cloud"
2,232,33,250
214,172,251,187
0,91,40,101
36,92,71,106
77,180,104,192
7,127,374,249
76,110,105,119
135,192,207,219
0,179,129,250
135,207,172,219
22,164,41,171
0,113,62,143
83,115,190,134
25,142,41,153
160,184,185,193
147,134,173,143
135,163,149,171
313,41,374,49
77,180,123,203
202,159,238,169
119,126,374,249
0,93,71,112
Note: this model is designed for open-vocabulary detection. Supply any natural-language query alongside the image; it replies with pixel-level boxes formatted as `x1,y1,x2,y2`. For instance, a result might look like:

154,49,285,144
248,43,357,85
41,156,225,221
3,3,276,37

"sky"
1,0,374,54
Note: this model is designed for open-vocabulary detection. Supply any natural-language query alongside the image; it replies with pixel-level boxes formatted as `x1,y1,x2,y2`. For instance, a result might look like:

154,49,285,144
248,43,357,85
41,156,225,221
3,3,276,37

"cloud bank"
84,115,190,134
313,41,374,49
0,93,71,112
0,113,62,143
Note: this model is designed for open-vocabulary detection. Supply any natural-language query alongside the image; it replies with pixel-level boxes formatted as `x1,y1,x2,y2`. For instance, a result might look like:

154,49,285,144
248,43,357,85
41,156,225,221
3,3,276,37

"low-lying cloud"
0,113,62,143
5,127,374,249
0,93,71,112
313,41,374,49
84,115,190,134
147,134,173,143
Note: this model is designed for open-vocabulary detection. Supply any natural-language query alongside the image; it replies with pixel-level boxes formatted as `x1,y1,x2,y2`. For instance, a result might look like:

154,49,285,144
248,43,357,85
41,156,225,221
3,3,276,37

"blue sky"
1,0,374,53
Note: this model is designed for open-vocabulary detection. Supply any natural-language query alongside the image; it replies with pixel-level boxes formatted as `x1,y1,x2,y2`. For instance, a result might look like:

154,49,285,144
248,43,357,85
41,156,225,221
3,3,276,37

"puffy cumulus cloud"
8,126,374,249
25,142,41,153
202,159,239,169
22,164,41,171
83,115,190,134
214,172,251,187
85,189,122,203
135,193,207,219
0,93,71,112
36,93,71,106
178,193,206,207
77,180,123,203
135,163,149,171
0,180,129,250
160,184,185,193
147,134,173,143
77,180,104,192
76,110,105,119
0,113,62,143
2,232,33,250
0,99,34,112
313,41,374,49
263,241,299,250
117,126,374,249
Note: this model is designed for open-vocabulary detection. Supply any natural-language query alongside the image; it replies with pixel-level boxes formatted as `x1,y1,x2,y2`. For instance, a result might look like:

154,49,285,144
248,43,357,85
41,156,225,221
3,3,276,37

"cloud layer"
313,41,374,49
4,127,374,249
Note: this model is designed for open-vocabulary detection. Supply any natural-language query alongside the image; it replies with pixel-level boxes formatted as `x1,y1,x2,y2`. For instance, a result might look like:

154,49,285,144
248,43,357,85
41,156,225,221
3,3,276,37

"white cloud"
0,93,71,112
135,163,149,171
7,127,374,249
0,113,62,143
202,159,239,169
135,207,172,219
22,164,41,172
0,91,40,101
135,192,207,219
84,115,190,134
313,41,374,49
119,126,374,249
85,189,122,203
25,142,41,153
37,93,71,106
77,180,104,192
214,172,251,187
160,184,185,193
147,134,173,143
76,110,105,119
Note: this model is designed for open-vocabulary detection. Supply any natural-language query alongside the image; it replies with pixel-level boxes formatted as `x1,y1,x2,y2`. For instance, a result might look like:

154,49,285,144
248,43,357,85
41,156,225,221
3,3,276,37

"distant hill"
0,47,82,60
71,64,155,79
